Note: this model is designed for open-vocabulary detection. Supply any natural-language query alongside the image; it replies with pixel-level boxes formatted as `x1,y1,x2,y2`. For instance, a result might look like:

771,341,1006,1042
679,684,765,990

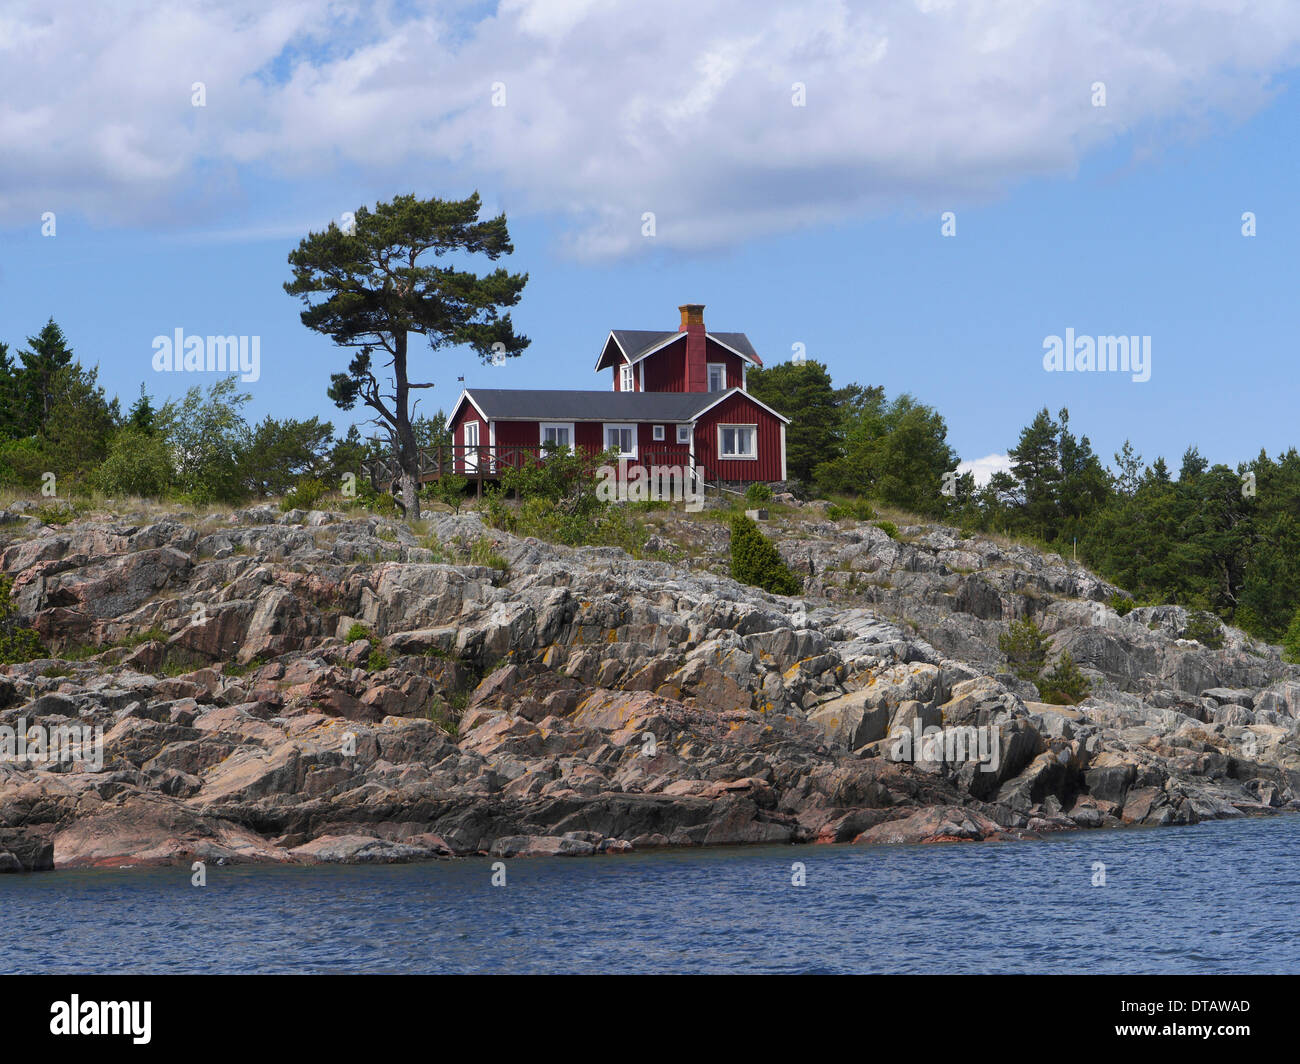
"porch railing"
364,444,701,481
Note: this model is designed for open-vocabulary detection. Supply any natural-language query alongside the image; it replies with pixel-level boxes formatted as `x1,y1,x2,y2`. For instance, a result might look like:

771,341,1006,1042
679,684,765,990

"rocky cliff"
1,501,1297,871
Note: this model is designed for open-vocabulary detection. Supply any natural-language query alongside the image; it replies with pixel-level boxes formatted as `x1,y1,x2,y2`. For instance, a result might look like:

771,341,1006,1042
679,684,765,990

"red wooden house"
446,304,789,484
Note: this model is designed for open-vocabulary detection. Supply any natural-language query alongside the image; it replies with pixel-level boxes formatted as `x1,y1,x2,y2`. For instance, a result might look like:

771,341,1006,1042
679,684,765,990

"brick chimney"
679,303,707,392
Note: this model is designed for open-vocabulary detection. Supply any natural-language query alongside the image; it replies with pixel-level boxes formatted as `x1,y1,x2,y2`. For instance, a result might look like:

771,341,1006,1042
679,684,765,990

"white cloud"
3,0,1299,255
958,452,1013,487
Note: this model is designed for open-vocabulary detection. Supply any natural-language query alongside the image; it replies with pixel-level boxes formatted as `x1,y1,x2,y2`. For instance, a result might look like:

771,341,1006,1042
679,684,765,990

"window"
540,423,573,451
652,425,664,441
718,424,757,459
707,363,726,392
604,423,637,459
677,424,691,444
619,364,634,391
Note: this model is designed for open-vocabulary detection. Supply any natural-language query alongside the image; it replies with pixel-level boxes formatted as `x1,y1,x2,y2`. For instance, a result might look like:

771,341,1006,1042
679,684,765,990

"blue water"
3,816,1297,973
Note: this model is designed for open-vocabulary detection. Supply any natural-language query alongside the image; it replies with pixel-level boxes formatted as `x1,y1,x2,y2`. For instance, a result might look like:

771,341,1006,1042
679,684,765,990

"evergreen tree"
746,360,839,485
286,192,529,520
16,318,75,435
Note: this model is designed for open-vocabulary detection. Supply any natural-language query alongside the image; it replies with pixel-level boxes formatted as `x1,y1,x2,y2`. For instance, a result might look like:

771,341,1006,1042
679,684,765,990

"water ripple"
1,816,1298,973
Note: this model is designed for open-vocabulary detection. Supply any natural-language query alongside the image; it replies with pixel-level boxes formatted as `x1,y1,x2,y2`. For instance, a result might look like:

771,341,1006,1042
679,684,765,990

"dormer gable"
594,305,762,394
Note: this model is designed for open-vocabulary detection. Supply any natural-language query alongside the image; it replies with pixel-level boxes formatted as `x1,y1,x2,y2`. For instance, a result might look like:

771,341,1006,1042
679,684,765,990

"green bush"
469,537,509,572
826,499,876,522
998,619,1050,682
0,438,50,491
345,623,373,643
1038,651,1092,705
280,477,327,511
423,473,469,513
1182,611,1225,649
729,514,801,596
483,486,650,555
744,482,773,505
1108,592,1136,617
875,520,899,539
498,444,611,519
34,502,76,526
366,647,390,672
0,574,47,664
93,427,174,499
1283,607,1300,664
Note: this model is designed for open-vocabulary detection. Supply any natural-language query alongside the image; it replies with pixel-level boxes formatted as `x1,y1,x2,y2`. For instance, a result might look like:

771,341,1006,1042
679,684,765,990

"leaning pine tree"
285,192,529,519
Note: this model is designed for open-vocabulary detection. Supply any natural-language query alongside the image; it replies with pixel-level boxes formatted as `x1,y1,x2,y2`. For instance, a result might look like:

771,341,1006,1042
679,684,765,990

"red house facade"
446,304,788,484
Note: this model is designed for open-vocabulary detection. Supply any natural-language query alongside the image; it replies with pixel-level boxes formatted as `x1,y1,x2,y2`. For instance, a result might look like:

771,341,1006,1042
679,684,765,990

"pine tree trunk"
393,329,422,521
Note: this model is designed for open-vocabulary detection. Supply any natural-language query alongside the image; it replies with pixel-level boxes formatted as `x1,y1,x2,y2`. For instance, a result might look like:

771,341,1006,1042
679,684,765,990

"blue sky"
2,0,1299,481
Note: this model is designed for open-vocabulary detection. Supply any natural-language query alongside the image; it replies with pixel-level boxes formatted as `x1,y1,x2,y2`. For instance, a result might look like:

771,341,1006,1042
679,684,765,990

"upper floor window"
707,363,726,392
620,364,634,391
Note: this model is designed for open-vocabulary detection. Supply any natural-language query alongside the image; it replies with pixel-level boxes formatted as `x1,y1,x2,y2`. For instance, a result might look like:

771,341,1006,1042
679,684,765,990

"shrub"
875,520,899,540
729,515,801,596
998,619,1050,682
0,575,47,664
1108,592,1136,617
0,438,49,491
366,647,390,672
423,473,469,513
425,697,461,738
93,427,175,499
744,482,774,505
1038,651,1092,705
345,623,373,643
280,477,327,512
34,502,76,526
469,537,509,572
483,486,649,555
1182,611,1225,650
826,499,876,522
1283,607,1300,664
498,444,611,520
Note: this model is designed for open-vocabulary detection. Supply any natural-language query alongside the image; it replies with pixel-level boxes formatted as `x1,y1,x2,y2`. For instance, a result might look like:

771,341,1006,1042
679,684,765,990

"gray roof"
610,330,677,362
709,331,760,364
608,329,761,365
462,388,732,421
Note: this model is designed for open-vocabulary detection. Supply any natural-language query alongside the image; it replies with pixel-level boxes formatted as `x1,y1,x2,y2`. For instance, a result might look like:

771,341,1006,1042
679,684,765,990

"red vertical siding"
692,393,784,482
575,422,604,454
639,336,688,392
704,339,747,390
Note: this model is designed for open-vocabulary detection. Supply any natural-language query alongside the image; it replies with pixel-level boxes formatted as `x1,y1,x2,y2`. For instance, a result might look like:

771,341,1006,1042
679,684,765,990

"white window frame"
707,362,727,392
604,422,638,460
463,420,480,472
717,423,757,460
539,422,575,452
676,424,691,444
652,424,665,441
619,364,634,391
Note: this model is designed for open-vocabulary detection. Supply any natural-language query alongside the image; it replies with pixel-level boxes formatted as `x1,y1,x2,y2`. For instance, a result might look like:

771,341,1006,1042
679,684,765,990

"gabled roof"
448,387,788,424
708,332,761,365
593,328,763,371
613,330,677,362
